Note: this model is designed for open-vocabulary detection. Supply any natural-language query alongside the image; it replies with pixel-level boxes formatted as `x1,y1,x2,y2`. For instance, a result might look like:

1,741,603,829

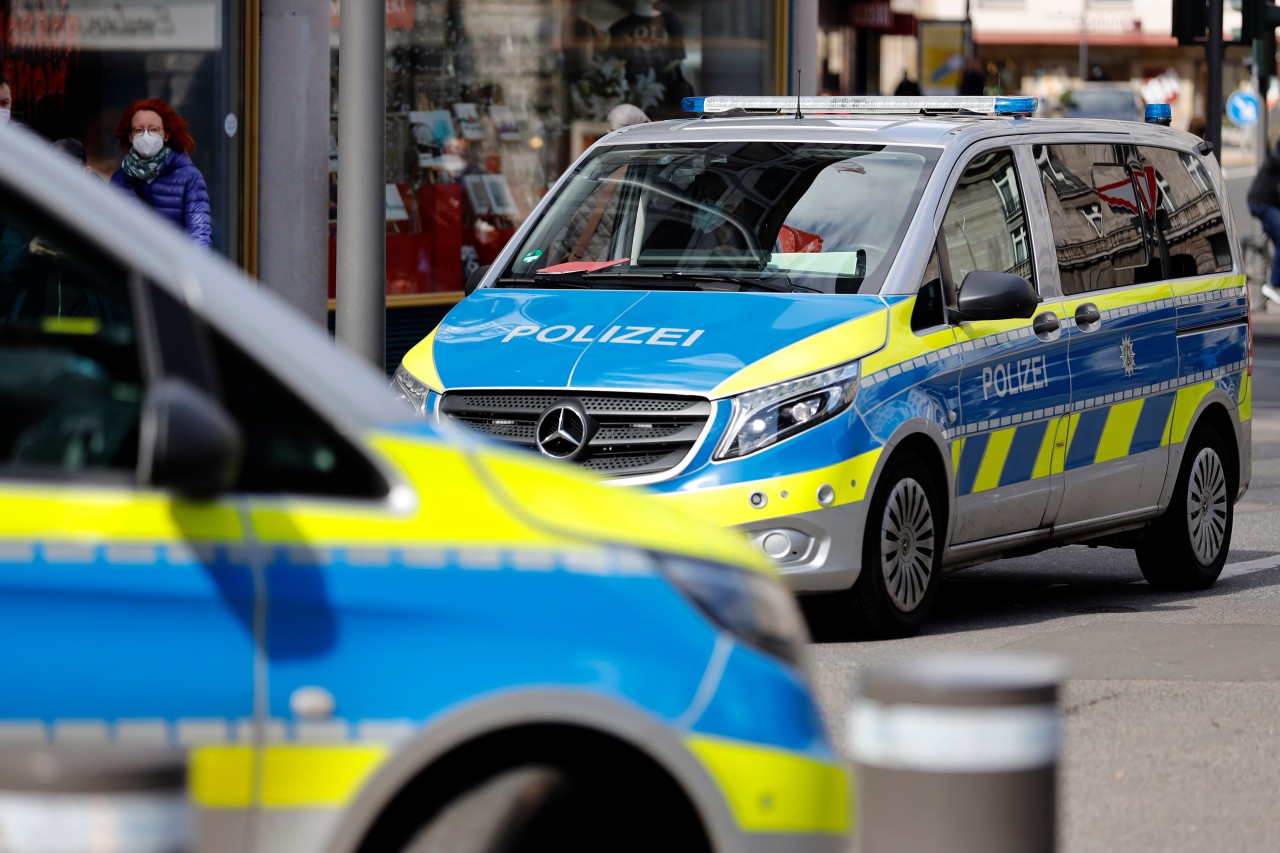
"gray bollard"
848,654,1062,853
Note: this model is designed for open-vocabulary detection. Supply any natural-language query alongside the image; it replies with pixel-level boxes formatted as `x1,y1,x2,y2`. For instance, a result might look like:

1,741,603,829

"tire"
1136,428,1233,590
835,456,942,639
1242,238,1271,294
400,764,702,853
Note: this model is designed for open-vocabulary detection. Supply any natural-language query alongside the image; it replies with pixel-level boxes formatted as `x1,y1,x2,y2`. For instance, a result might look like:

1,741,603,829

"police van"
396,96,1253,639
0,126,847,852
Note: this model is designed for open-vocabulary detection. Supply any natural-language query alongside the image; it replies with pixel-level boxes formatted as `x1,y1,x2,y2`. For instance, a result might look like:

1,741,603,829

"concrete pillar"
334,0,386,368
790,0,818,95
258,0,330,328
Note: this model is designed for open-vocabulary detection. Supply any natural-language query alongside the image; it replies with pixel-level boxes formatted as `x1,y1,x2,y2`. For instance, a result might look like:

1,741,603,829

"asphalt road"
808,333,1280,853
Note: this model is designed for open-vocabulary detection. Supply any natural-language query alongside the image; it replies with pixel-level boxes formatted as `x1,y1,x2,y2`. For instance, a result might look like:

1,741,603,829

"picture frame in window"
490,105,522,142
463,174,492,215
483,174,520,217
453,103,485,141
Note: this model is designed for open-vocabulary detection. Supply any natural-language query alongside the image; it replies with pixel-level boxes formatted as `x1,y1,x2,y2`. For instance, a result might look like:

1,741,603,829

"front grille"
440,391,713,478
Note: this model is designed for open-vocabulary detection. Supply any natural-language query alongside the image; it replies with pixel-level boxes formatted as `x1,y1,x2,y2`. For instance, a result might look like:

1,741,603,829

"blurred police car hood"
412,289,889,396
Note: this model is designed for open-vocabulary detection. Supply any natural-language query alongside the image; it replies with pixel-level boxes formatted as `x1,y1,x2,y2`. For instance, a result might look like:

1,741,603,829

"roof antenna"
795,69,804,120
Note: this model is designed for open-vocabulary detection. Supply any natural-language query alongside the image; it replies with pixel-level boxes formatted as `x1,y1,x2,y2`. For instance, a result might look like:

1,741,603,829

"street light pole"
1207,0,1224,161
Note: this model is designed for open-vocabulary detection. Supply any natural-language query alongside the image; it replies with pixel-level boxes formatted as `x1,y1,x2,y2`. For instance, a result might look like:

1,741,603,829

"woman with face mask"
109,99,212,249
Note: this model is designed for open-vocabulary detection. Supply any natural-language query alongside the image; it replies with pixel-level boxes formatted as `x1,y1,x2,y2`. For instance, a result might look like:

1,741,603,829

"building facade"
820,0,1254,135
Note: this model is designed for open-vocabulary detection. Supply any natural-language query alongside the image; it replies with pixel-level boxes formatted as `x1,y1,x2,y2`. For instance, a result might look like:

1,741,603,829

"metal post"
790,0,817,95
1207,0,1225,161
335,0,385,367
258,0,330,328
1078,15,1088,83
850,655,1062,853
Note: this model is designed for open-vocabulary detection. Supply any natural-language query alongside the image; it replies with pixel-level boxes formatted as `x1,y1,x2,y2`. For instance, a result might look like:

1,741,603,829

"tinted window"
940,149,1034,293
1036,143,1152,295
209,330,388,499
0,188,142,476
1136,146,1232,278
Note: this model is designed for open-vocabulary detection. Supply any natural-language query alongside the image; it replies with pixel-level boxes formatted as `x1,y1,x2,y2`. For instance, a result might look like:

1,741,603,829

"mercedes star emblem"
535,400,594,460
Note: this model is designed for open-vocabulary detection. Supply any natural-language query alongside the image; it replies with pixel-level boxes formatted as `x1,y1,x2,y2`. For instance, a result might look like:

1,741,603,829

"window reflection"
941,149,1033,289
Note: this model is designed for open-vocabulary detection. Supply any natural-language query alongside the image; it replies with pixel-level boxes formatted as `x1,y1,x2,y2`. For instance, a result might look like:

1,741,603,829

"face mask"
132,129,165,159
0,109,10,126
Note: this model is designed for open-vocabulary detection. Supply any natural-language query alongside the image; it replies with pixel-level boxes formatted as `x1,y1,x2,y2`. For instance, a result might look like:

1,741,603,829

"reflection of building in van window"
1141,146,1233,276
940,149,1033,290
1036,143,1230,295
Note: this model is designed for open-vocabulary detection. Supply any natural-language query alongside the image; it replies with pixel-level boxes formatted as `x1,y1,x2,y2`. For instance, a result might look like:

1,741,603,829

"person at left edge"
0,73,13,125
109,98,212,248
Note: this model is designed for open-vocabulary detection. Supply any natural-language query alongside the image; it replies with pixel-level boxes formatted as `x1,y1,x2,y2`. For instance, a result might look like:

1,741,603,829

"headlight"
659,556,809,666
715,362,859,459
392,364,430,415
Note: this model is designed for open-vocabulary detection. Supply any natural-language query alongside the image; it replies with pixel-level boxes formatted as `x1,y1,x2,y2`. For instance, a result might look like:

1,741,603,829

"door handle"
1074,303,1101,329
1032,311,1060,338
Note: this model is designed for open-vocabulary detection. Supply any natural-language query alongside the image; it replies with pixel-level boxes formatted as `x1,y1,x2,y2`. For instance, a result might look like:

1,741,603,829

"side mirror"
952,271,1039,322
139,378,242,497
464,264,491,296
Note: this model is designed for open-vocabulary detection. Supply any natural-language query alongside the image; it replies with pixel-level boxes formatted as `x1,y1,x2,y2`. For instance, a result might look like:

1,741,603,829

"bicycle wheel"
1242,237,1272,292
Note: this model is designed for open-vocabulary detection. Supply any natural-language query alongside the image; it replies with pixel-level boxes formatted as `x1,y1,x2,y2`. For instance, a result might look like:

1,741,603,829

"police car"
0,127,848,851
397,95,1252,639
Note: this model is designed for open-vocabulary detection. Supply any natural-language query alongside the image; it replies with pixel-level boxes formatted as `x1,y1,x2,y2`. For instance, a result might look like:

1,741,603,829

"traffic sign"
1228,91,1261,127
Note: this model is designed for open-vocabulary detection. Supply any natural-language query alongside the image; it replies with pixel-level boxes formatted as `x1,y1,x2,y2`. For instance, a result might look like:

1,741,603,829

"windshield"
497,142,937,295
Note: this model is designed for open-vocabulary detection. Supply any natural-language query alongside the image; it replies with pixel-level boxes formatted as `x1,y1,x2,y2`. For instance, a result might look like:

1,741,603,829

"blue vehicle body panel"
434,290,886,393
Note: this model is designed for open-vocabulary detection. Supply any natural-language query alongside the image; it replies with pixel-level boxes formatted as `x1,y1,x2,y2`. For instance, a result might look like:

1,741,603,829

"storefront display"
0,0,241,257
329,0,778,298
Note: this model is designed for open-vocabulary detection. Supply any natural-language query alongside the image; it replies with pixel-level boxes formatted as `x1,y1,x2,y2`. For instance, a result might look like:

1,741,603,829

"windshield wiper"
661,271,821,294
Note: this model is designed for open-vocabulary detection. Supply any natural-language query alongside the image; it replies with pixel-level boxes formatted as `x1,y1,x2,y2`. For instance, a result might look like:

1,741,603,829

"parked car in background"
1059,83,1144,121
0,124,849,853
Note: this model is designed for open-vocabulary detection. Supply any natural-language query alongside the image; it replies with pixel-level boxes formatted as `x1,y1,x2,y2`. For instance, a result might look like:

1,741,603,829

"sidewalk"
1252,292,1280,342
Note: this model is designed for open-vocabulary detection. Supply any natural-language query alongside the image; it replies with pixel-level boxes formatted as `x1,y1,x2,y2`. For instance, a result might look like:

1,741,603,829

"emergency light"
681,95,1038,116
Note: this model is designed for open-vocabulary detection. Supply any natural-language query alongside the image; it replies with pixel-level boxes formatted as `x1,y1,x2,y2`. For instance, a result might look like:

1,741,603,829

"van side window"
208,330,389,499
1036,143,1150,294
1136,146,1232,277
0,191,142,477
912,249,946,332
939,149,1034,296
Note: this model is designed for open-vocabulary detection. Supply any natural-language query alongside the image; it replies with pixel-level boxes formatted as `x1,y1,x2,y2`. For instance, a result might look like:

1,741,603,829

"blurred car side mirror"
139,378,242,497
464,264,490,296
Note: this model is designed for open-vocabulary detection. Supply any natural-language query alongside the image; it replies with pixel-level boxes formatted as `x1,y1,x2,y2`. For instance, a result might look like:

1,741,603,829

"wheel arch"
1163,394,1243,509
323,691,734,853
874,422,954,547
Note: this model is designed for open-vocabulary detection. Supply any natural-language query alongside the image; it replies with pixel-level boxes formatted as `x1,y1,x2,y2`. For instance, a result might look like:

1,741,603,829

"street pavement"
809,314,1280,852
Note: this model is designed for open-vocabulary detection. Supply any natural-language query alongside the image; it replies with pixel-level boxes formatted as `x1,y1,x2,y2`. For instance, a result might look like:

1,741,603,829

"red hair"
114,99,196,154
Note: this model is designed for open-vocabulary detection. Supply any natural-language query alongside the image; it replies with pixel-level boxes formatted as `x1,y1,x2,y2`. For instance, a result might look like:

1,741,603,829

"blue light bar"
1145,103,1172,125
681,95,1039,116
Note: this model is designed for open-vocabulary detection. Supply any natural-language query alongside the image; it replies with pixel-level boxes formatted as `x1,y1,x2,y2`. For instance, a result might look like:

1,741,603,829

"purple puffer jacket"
110,149,212,248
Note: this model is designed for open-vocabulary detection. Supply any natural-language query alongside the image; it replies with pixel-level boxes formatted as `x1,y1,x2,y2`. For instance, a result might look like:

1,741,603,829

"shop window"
940,149,1034,293
329,0,775,296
